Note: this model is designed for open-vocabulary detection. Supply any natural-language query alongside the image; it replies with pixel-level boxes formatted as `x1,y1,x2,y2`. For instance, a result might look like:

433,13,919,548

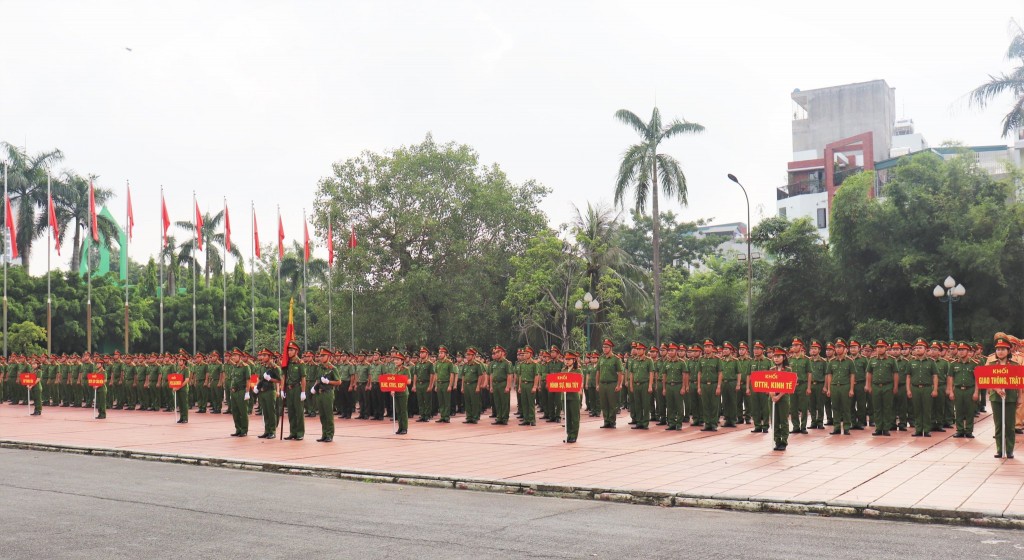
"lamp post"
932,276,966,340
574,292,600,352
727,173,753,352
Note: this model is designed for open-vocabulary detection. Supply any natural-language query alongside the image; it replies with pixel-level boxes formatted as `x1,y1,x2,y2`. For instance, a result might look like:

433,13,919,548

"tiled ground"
2,400,1022,516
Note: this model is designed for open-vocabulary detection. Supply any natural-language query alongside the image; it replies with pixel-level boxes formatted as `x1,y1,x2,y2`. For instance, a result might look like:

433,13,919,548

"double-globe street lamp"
727,173,753,352
932,276,966,340
575,292,600,352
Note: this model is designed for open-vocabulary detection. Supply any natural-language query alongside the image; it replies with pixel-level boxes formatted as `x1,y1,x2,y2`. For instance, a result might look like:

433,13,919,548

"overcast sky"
1,0,1021,274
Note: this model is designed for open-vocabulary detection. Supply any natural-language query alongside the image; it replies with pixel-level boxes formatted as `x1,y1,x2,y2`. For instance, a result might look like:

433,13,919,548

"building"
777,80,896,241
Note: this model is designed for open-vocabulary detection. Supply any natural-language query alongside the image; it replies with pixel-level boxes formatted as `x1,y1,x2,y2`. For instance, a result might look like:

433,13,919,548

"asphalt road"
0,449,1022,559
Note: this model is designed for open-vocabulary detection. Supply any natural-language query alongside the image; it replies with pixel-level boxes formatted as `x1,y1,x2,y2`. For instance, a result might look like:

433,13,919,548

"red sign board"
546,372,583,393
249,374,258,387
380,374,408,392
86,373,106,388
974,365,1024,390
17,373,37,387
166,373,185,391
750,370,798,394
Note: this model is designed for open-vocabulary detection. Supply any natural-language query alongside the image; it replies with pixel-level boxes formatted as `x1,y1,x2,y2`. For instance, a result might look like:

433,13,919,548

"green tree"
969,20,1024,137
54,172,120,272
1,142,64,270
503,229,584,347
617,210,721,273
176,209,241,287
9,320,45,355
614,107,704,344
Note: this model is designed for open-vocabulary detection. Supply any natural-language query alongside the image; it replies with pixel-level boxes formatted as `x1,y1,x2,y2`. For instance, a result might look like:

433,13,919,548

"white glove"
243,392,250,401
251,386,259,394
263,373,272,381
300,391,307,401
320,376,330,384
310,387,316,395
280,390,286,399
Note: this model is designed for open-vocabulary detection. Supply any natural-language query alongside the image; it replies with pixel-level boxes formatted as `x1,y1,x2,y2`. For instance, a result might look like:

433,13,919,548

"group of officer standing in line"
4,333,1020,455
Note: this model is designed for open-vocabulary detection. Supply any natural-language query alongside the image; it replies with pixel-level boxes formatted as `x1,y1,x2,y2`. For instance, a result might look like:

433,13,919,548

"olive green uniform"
698,357,722,429
662,358,687,430
867,356,896,435
906,358,937,437
827,357,855,432
434,359,455,422
596,354,623,427
947,359,976,437
628,357,654,428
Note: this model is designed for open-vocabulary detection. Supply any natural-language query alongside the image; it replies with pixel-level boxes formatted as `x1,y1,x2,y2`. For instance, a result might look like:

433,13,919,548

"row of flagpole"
0,162,358,358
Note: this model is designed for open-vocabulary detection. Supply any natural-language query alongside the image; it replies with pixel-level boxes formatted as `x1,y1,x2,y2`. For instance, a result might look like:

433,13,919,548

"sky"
1,0,1022,274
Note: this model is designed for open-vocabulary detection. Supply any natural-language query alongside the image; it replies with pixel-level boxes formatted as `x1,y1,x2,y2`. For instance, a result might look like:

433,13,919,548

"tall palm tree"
160,234,179,295
53,172,120,272
614,107,703,344
571,202,647,308
279,240,327,299
1,142,64,270
970,20,1024,137
176,209,241,287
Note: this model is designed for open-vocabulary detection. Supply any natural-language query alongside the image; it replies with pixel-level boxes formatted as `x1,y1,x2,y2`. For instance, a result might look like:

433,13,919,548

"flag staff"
251,202,257,353
192,191,197,355
327,210,333,349
223,197,229,357
302,209,308,353
3,162,7,358
86,180,94,354
277,205,282,349
124,181,132,353
46,174,52,355
159,187,165,355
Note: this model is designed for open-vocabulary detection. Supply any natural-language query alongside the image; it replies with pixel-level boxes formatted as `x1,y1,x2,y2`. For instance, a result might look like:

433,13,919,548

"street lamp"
932,276,966,340
575,292,600,352
727,173,753,352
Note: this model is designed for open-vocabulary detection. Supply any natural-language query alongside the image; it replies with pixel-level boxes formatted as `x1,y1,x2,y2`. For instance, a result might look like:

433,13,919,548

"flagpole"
3,162,7,358
159,187,164,355
277,205,282,349
327,210,332,349
192,191,197,355
124,180,130,353
223,197,228,357
46,174,52,355
250,202,256,353
302,209,307,353
86,181,93,355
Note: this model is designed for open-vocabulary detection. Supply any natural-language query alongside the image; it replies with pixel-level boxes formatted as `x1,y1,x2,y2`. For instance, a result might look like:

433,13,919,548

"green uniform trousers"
631,385,650,428
415,381,431,420
598,382,618,426
95,385,108,418
830,385,852,430
174,386,187,422
665,383,684,429
852,384,868,428
910,385,933,436
992,396,1016,456
394,390,409,433
229,389,249,435
869,384,893,434
437,386,452,421
285,387,305,438
750,392,770,431
700,382,720,427
492,381,510,422
789,384,809,430
317,388,335,439
809,382,826,427
952,387,975,435
773,395,790,448
258,390,278,436
519,382,535,424
565,392,581,441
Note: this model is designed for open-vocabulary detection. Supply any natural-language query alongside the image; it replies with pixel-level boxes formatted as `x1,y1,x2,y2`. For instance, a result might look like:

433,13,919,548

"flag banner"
303,218,310,262
89,180,99,242
348,226,357,249
48,194,61,256
127,184,135,241
5,195,17,259
281,298,296,367
750,371,798,394
195,200,204,251
161,195,171,247
327,223,334,267
224,203,232,252
546,373,583,393
277,215,285,261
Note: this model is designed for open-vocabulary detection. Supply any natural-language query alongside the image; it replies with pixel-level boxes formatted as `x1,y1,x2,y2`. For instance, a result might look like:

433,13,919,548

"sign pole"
93,388,97,416
564,391,568,441
26,385,30,415
1002,394,1006,458
174,391,178,424
771,398,776,442
392,392,397,430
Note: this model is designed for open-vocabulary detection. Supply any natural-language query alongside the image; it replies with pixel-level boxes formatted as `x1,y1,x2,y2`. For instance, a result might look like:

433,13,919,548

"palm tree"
571,202,647,307
176,209,241,287
614,107,704,344
1,142,64,270
53,172,120,272
159,234,179,295
279,240,327,299
970,20,1024,137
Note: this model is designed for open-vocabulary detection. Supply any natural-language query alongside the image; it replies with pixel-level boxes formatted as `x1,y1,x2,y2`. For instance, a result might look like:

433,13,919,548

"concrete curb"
4,439,1023,529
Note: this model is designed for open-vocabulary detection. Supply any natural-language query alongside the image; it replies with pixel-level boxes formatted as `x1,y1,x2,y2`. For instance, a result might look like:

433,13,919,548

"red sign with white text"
750,371,798,394
974,365,1024,390
249,374,258,388
86,373,106,388
546,373,583,393
18,373,37,387
166,373,185,391
380,374,408,392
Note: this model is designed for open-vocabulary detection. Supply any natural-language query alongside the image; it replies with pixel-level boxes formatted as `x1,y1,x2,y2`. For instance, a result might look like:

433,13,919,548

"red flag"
161,194,170,247
277,214,285,261
253,210,261,259
126,185,135,241
5,196,17,260
348,226,357,249
48,194,61,256
327,223,334,267
303,218,310,262
224,203,231,253
281,298,295,368
195,200,204,251
89,180,98,242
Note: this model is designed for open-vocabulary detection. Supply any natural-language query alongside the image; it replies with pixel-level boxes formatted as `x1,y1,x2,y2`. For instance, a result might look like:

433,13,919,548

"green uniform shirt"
698,357,722,384
852,356,868,383
868,357,896,385
355,364,369,383
413,360,434,383
461,361,483,384
828,358,855,387
663,359,686,384
809,357,828,383
518,361,539,383
434,360,455,384
907,358,937,386
489,359,512,384
628,357,654,384
596,355,623,383
720,358,740,383
948,360,974,387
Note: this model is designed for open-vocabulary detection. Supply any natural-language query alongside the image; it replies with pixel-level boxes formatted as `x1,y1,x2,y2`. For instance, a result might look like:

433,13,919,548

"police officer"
697,339,723,431
563,351,582,443
826,339,855,435
866,339,897,437
311,348,340,442
905,338,938,438
461,348,484,424
392,351,410,435
597,339,624,428
988,336,1019,458
769,347,791,451
947,342,977,439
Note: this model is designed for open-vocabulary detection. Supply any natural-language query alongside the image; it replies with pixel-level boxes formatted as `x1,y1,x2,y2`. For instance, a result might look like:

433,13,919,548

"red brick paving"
2,402,1021,516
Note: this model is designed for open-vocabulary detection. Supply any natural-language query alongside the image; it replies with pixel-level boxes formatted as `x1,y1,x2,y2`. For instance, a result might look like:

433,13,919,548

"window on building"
779,207,787,218
816,208,827,229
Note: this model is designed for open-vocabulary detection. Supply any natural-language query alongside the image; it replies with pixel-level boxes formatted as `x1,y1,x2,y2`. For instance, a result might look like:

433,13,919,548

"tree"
176,209,241,287
617,210,721,273
571,202,646,306
9,320,45,355
614,107,704,345
54,172,120,272
969,20,1024,137
503,229,584,348
1,142,64,270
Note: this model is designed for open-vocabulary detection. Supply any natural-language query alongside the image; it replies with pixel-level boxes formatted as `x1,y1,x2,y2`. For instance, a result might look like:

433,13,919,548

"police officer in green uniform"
736,341,751,425
947,342,978,439
905,338,938,438
412,347,435,423
546,346,563,422
849,340,868,430
488,346,514,425
662,343,687,431
516,347,539,426
866,339,897,437
461,348,484,424
281,342,306,440
698,339,723,431
434,346,456,423
628,343,654,430
895,342,912,430
563,352,582,443
597,339,624,428
311,349,339,442
769,347,791,451
684,345,702,425
392,351,410,435
720,342,742,427
988,336,1018,458
255,349,281,438
746,341,773,433
353,353,370,419
786,339,811,434
172,353,189,423
826,338,855,435
225,349,250,437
